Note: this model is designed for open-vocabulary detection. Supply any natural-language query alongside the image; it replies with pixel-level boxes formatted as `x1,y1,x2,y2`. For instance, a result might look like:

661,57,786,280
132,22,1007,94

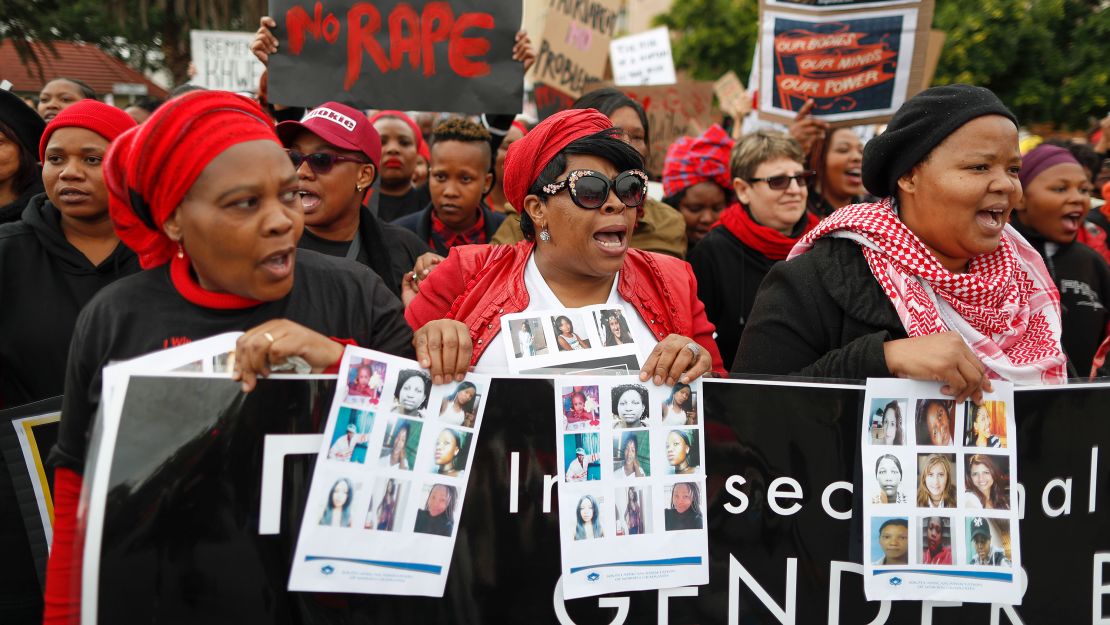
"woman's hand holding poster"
288,346,491,596
861,378,1022,604
553,375,709,600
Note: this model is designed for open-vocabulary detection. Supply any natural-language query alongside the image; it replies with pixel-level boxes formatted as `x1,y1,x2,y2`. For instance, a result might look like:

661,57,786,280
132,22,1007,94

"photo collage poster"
500,305,643,375
553,375,709,599
861,378,1022,604
288,346,491,596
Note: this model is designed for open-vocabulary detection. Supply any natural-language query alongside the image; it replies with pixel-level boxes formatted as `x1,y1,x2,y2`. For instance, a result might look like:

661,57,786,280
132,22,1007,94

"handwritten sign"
621,80,716,177
190,30,267,92
534,0,622,98
534,82,578,120
757,6,925,124
713,70,750,119
609,27,676,86
267,0,523,114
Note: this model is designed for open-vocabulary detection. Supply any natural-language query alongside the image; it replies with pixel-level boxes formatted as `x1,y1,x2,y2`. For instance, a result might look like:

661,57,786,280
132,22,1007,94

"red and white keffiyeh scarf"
789,199,1067,384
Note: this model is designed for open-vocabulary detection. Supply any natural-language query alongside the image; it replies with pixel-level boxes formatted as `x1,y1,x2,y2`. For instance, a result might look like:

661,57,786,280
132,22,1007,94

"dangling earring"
176,243,184,259
539,226,551,242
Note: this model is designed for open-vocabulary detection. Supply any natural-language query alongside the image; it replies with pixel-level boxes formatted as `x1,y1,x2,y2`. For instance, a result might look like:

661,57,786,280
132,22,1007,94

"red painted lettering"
389,3,422,70
420,2,454,76
286,2,325,54
346,3,390,89
449,12,494,78
323,13,341,43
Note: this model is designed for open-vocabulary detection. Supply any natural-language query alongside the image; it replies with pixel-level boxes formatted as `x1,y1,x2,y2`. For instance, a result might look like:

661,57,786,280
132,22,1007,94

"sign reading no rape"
534,0,621,98
266,0,523,113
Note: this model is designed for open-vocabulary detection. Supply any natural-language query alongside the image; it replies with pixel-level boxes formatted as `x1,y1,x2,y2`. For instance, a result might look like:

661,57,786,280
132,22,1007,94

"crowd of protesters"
1,16,1109,625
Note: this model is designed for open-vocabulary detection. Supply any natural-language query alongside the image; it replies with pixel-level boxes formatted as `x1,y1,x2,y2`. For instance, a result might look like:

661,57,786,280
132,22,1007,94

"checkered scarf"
662,124,733,198
789,198,1067,384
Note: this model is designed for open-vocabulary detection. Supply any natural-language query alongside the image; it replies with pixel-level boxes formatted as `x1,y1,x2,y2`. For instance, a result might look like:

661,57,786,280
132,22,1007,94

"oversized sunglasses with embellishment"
746,170,816,191
541,169,649,209
287,149,370,175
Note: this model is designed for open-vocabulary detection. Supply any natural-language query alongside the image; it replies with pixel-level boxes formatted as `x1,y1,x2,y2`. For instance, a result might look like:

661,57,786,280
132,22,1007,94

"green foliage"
655,0,1109,129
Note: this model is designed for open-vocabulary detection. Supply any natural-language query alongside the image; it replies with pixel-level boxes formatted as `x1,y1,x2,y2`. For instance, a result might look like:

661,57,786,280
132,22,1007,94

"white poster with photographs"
554,375,709,600
288,346,490,596
500,306,643,375
861,378,1021,604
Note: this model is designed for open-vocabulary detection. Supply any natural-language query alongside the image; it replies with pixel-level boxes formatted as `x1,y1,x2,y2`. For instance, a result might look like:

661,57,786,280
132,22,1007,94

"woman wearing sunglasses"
404,108,723,385
42,92,420,620
275,101,428,296
686,130,818,366
733,85,1067,396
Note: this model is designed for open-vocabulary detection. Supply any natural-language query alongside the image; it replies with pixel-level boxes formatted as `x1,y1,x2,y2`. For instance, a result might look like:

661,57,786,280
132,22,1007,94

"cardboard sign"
534,82,577,120
756,0,935,125
610,27,677,87
621,81,717,177
189,30,267,93
267,0,523,114
713,70,751,118
533,0,622,98
920,29,946,90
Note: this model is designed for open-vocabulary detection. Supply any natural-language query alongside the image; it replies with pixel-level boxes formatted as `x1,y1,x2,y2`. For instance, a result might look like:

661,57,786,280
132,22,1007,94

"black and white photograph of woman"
391,369,431,418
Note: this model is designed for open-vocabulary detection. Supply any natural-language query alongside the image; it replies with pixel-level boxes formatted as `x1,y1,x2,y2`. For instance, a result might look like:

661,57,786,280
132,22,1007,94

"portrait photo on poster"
916,398,957,446
564,432,601,482
916,452,957,508
364,477,408,532
508,317,549,358
562,385,601,430
664,428,700,475
966,516,1012,566
964,400,1007,448
572,491,607,540
919,515,954,565
379,417,422,471
429,428,471,478
319,476,360,529
344,356,388,406
663,481,704,531
437,379,484,428
869,398,908,445
611,383,650,428
390,369,431,418
413,483,458,538
552,313,593,352
614,486,651,536
594,308,635,347
661,382,697,425
963,453,1010,510
870,516,910,565
612,430,650,478
327,407,375,463
870,452,910,504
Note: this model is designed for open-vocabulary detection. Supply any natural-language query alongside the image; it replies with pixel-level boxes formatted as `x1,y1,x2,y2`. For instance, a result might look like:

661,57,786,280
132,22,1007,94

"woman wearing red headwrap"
42,91,415,622
404,108,723,385
370,110,432,222
687,130,819,366
661,124,735,247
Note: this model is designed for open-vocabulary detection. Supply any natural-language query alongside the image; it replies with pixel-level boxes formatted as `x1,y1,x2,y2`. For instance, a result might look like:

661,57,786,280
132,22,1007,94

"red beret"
502,109,612,210
104,91,279,269
38,100,136,161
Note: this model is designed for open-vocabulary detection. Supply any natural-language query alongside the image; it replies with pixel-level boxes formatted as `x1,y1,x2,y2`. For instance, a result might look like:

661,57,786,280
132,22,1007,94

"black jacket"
732,237,904,379
298,205,429,296
392,204,506,256
0,195,140,407
688,226,778,367
0,179,44,225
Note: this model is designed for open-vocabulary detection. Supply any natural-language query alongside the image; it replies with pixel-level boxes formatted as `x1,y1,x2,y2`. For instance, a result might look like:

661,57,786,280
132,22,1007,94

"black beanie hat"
862,84,1017,198
0,89,45,157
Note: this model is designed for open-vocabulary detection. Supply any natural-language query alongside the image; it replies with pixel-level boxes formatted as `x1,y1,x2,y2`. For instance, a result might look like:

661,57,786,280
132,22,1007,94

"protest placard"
534,82,577,120
533,0,622,98
621,80,717,176
189,30,267,93
713,70,751,119
610,27,677,87
756,0,935,125
266,0,523,114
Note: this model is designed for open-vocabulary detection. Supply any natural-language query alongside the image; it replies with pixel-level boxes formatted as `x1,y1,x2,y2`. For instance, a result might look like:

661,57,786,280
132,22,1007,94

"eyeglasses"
746,170,816,190
541,169,648,209
287,150,370,174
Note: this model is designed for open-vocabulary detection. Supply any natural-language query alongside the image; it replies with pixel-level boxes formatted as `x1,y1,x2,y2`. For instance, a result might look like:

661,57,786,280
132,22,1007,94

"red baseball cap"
276,102,381,166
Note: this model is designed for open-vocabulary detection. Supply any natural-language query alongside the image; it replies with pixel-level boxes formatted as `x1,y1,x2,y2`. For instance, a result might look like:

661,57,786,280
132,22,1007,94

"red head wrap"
662,124,734,198
39,99,136,161
368,110,430,161
502,109,612,210
104,91,280,269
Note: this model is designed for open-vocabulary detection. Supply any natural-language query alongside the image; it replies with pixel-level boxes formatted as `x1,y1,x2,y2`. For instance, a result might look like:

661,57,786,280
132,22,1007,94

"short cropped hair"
730,130,805,181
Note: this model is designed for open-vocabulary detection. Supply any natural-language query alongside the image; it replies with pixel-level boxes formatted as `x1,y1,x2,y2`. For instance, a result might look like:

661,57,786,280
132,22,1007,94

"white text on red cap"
303,107,357,132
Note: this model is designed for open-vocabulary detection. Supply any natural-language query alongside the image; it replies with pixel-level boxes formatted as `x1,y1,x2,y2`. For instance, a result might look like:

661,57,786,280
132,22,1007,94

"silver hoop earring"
539,226,551,242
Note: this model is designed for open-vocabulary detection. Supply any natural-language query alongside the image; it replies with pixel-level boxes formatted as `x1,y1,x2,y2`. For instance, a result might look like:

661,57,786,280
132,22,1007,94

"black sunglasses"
747,170,816,190
287,149,370,174
541,169,648,209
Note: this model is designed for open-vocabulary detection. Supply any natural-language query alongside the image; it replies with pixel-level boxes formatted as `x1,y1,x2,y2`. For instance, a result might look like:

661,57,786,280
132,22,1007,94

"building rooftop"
0,40,168,99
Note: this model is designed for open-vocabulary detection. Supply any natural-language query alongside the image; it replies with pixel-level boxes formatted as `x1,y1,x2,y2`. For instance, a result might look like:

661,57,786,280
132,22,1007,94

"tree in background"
656,0,1108,129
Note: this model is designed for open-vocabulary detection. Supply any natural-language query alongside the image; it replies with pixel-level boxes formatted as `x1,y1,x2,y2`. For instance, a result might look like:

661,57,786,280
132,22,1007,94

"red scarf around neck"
717,202,818,260
170,253,264,310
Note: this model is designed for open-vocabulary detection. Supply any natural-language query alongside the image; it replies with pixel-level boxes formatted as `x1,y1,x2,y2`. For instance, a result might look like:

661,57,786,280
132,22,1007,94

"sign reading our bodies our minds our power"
266,0,523,113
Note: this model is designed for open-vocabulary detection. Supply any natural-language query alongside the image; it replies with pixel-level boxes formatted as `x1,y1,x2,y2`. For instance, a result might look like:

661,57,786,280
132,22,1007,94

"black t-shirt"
50,250,415,473
378,185,430,223
298,228,355,258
